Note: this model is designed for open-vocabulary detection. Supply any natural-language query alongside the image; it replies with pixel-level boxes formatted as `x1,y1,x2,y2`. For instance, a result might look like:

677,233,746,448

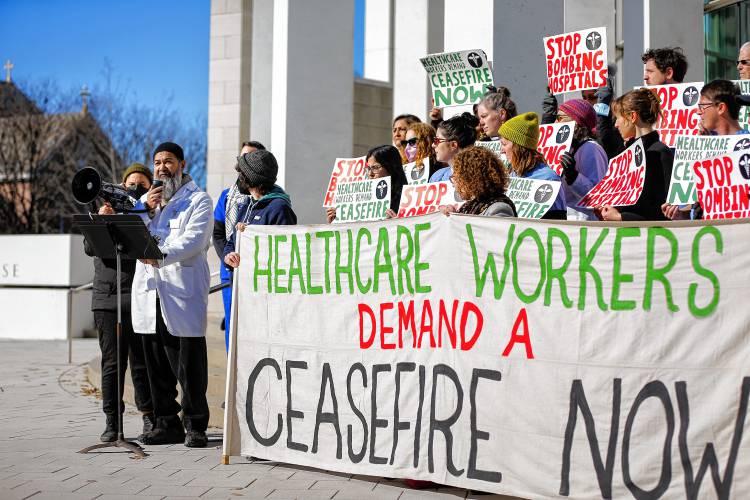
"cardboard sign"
668,134,750,205
732,79,750,131
640,82,704,148
506,177,561,219
323,156,368,207
224,213,750,498
397,181,463,218
538,122,576,176
403,158,430,185
544,27,608,95
694,150,750,219
330,177,391,223
420,50,494,108
578,138,645,207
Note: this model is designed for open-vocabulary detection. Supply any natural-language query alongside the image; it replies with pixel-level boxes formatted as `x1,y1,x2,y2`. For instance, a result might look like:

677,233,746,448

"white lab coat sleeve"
133,197,155,226
159,194,213,267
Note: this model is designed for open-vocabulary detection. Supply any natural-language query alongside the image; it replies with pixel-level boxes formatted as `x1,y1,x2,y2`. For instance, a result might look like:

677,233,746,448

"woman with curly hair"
440,146,517,217
402,122,446,179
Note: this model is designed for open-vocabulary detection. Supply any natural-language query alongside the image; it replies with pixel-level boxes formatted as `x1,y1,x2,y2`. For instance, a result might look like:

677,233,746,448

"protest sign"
667,134,750,205
506,177,561,219
544,27,607,95
579,138,645,207
538,122,575,176
323,156,368,207
420,50,493,108
404,158,430,185
732,79,750,130
694,149,750,219
474,140,505,162
330,177,391,223
397,181,463,218
640,82,704,148
224,213,750,498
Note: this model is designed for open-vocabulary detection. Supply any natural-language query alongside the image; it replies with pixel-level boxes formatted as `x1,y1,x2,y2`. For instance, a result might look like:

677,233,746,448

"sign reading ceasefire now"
224,213,750,499
420,49,494,108
544,27,608,95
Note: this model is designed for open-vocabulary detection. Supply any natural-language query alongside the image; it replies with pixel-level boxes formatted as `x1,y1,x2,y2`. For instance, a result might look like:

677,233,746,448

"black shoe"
140,416,185,445
184,430,207,448
100,415,118,443
138,413,156,442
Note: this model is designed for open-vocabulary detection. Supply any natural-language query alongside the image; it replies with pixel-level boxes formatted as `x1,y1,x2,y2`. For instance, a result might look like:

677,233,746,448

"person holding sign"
392,114,421,163
440,146,516,217
403,123,445,178
223,150,297,268
499,112,567,219
642,47,688,85
325,145,407,223
662,79,750,220
556,99,608,220
429,113,479,182
595,89,672,221
476,87,516,140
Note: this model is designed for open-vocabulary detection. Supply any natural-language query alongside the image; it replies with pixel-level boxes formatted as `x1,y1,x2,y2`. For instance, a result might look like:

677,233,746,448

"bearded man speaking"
131,142,213,448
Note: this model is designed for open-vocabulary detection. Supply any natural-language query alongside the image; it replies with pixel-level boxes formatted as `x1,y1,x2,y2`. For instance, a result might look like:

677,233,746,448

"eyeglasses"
697,102,716,111
400,138,418,147
433,137,451,146
737,60,750,66
367,163,384,172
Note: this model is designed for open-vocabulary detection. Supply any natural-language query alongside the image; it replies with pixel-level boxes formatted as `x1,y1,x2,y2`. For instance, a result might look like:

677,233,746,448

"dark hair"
479,86,517,119
241,141,266,150
612,88,662,125
392,114,421,126
366,145,408,211
701,79,742,120
438,112,478,148
641,47,688,83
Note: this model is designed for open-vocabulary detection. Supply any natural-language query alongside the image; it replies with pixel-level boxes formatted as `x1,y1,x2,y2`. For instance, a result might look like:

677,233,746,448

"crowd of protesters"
83,42,750,490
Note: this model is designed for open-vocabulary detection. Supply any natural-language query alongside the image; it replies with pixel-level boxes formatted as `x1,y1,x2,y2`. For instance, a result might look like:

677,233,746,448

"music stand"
73,214,163,459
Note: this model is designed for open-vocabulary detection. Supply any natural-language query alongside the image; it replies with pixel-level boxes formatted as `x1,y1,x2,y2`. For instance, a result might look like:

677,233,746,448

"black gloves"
541,87,558,124
560,151,578,184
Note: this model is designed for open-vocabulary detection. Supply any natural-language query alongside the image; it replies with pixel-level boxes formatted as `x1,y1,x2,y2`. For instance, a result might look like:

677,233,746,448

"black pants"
95,308,153,417
141,298,209,432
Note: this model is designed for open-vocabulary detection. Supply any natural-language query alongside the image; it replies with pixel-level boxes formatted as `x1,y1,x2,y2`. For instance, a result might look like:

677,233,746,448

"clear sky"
1,0,366,118
0,0,210,118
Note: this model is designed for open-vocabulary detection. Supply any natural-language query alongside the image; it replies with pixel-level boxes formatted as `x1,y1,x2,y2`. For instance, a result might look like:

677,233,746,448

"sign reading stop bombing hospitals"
323,156,368,207
640,82,704,148
544,27,608,95
421,50,494,108
538,122,575,176
578,138,646,208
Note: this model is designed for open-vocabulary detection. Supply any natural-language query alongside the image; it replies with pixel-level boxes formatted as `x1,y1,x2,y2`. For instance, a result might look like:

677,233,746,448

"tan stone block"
211,13,243,37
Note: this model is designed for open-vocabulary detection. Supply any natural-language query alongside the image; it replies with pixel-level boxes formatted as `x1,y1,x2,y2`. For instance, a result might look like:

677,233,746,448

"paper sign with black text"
694,149,750,219
331,177,391,223
544,27,607,95
578,138,645,207
506,177,561,218
323,156,368,207
420,50,494,108
404,158,430,185
538,122,576,176
640,82,704,148
397,181,463,218
668,134,750,205
223,213,750,498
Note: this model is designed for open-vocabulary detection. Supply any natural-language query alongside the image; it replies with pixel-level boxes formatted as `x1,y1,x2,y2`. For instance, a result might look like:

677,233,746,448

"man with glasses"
737,42,750,80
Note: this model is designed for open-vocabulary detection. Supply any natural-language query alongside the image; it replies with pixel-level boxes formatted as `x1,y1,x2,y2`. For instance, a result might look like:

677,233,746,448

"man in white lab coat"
131,142,212,448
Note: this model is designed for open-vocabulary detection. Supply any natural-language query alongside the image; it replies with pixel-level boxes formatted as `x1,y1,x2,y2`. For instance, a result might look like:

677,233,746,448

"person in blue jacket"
499,111,567,219
212,141,265,351
223,149,296,282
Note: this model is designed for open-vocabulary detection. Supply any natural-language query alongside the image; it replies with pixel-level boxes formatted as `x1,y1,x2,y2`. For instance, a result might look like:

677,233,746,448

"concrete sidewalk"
0,340,520,500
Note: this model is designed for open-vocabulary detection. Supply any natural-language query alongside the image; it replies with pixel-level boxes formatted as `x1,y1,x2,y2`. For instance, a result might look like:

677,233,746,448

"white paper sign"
397,181,463,218
538,122,576,176
639,82,704,148
579,139,646,208
506,177,562,218
323,156,368,207
331,177,391,223
420,49,494,108
403,158,430,185
544,27,608,95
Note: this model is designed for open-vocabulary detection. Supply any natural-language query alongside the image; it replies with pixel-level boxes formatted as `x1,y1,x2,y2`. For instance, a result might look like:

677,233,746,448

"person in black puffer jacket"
83,163,155,443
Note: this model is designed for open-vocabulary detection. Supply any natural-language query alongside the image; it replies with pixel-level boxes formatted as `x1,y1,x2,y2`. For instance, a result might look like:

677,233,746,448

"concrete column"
270,0,354,223
249,0,274,147
392,0,444,121
206,0,253,202
621,0,645,91
489,1,564,115
443,0,493,57
363,0,391,82
646,0,705,83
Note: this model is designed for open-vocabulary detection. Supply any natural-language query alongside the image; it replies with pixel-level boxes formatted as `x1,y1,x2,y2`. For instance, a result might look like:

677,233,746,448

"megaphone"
71,166,137,212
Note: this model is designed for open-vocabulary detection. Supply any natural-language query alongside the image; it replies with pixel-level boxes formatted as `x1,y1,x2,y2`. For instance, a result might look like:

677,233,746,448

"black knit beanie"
237,150,278,186
153,142,184,161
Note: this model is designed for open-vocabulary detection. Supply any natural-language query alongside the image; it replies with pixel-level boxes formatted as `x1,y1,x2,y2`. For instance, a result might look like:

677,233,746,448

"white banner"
223,214,750,498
